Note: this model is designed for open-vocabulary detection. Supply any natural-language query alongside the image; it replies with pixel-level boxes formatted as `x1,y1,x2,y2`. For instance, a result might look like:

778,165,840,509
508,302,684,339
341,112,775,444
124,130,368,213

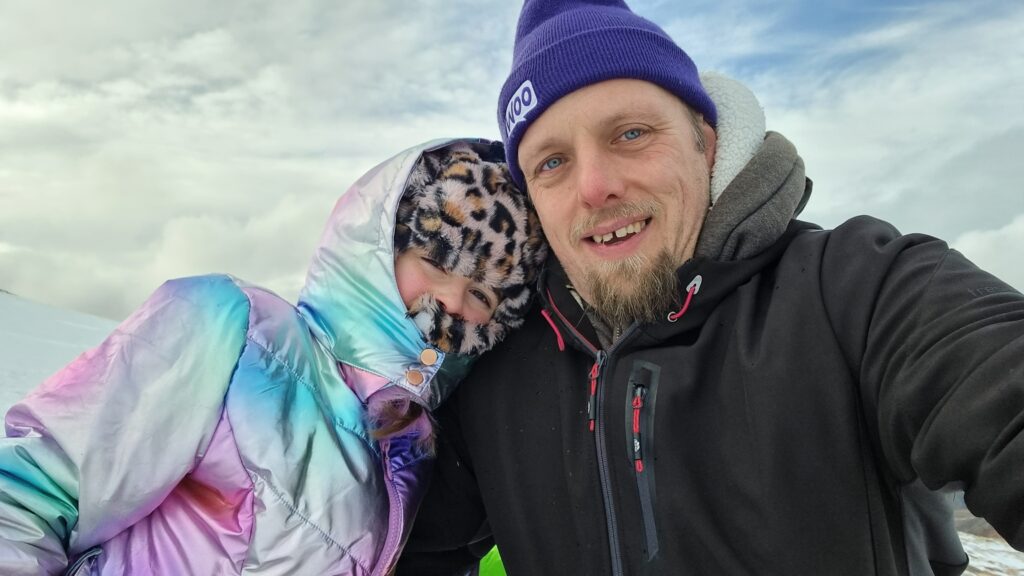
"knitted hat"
498,0,718,190
394,140,548,356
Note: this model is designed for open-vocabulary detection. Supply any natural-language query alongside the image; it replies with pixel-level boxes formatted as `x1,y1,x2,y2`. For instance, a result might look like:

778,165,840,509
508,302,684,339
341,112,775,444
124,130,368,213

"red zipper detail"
632,386,645,473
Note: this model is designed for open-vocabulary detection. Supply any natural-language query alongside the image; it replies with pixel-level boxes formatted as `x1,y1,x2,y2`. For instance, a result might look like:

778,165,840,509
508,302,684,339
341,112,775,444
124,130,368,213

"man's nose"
576,149,623,208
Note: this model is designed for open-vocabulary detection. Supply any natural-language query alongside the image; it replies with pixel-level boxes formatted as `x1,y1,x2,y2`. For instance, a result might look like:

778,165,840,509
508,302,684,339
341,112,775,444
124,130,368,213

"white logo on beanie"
504,80,537,136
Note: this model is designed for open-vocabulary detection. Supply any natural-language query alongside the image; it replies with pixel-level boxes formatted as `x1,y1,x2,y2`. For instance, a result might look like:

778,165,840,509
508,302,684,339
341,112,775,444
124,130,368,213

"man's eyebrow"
521,109,667,163
521,136,561,157
600,109,667,127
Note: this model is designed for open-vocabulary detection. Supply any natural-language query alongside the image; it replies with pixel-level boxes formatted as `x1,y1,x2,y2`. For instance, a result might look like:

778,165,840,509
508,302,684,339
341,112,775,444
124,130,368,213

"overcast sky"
1,0,1022,321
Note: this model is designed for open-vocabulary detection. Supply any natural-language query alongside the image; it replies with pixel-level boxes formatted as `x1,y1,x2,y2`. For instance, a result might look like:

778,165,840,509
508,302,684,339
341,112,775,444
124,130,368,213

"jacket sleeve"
822,217,1024,549
0,275,251,575
395,393,494,575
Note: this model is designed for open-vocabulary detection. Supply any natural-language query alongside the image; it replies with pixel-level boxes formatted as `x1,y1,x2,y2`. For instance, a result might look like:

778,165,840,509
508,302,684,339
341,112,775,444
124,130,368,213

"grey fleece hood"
695,72,812,261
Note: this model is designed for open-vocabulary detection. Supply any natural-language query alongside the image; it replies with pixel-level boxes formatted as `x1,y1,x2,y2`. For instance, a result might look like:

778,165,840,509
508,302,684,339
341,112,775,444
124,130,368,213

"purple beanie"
498,0,718,191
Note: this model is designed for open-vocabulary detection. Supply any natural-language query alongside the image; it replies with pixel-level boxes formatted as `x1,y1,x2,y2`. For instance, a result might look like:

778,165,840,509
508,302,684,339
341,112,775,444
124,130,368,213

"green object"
479,546,506,576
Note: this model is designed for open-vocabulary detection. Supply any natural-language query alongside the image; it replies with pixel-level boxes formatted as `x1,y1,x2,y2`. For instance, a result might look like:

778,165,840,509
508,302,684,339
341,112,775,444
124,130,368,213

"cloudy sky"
1,0,1022,321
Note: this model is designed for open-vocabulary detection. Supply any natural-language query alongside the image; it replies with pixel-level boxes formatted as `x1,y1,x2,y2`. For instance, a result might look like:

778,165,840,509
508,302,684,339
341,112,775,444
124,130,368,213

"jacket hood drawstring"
667,275,703,323
541,308,566,352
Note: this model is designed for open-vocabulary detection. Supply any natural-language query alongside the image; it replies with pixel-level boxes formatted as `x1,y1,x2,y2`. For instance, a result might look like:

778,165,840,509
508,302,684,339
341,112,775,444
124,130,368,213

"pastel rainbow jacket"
0,139,476,575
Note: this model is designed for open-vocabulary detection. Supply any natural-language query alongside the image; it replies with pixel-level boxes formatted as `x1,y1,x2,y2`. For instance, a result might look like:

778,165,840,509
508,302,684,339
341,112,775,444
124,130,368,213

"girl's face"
395,249,499,325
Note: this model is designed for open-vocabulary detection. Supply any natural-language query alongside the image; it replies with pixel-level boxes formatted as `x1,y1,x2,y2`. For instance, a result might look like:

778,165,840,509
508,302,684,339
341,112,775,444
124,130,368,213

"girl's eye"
469,288,493,309
540,157,563,172
421,256,445,271
622,128,644,141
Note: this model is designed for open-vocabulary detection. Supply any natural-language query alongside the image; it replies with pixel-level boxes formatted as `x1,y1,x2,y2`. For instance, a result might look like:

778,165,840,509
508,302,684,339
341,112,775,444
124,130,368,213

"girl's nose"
435,289,465,320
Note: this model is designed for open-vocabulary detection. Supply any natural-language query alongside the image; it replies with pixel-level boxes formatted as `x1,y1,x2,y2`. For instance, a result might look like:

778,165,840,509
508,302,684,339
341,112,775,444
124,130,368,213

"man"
398,1,1024,574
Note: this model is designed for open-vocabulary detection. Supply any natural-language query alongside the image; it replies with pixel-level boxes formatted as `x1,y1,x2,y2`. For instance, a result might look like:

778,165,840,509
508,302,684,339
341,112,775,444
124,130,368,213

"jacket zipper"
371,441,404,576
543,293,628,576
630,369,659,560
592,350,626,576
587,360,599,432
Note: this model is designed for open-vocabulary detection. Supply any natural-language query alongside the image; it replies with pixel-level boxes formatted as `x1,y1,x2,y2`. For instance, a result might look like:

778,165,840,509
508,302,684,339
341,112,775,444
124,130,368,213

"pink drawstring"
667,275,703,322
541,309,566,352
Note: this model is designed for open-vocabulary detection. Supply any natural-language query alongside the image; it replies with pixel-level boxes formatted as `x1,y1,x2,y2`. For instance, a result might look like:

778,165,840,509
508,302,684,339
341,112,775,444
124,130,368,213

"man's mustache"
569,200,662,240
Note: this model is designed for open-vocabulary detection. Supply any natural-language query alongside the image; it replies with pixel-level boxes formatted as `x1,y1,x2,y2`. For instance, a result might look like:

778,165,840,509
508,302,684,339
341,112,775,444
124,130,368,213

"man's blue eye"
623,128,643,140
542,157,563,171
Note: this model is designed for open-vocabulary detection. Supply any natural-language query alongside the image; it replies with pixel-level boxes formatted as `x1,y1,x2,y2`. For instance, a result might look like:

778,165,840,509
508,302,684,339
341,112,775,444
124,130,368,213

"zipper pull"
587,351,606,432
632,384,645,472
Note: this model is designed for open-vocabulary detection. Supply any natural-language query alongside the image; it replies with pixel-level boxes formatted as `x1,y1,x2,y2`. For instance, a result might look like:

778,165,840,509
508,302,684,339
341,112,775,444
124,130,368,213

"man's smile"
586,217,649,245
580,216,652,257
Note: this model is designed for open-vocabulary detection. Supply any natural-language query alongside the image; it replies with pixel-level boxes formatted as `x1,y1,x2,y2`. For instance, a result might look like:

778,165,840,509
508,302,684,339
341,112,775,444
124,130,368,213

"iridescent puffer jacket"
0,139,480,575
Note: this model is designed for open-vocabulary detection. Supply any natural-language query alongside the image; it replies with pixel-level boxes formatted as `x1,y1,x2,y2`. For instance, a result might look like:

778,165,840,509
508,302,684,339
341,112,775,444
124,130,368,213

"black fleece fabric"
397,216,1024,576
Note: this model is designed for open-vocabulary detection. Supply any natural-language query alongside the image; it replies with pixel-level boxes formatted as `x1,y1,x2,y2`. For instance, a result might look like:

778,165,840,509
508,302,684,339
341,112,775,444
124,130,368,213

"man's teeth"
592,220,646,244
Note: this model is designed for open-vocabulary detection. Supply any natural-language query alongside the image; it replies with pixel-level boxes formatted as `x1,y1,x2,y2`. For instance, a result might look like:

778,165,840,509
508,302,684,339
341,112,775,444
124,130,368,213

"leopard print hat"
394,140,548,356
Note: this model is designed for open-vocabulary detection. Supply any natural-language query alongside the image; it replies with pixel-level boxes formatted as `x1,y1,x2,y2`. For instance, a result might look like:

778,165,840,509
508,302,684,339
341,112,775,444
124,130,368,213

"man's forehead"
559,78,675,113
521,80,682,150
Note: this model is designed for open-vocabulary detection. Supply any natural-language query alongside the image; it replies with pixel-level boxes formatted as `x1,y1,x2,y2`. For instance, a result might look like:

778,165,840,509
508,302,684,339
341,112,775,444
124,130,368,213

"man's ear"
703,121,717,171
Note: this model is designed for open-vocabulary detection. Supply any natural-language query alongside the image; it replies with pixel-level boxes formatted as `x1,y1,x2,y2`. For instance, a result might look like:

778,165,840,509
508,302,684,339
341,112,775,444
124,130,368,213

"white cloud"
658,1,797,71
1,0,1021,319
753,2,1024,240
656,0,1024,289
953,214,1024,293
0,0,523,319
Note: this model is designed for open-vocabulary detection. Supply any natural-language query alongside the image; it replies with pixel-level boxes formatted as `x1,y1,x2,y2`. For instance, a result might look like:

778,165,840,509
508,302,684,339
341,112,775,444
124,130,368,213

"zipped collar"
539,262,602,355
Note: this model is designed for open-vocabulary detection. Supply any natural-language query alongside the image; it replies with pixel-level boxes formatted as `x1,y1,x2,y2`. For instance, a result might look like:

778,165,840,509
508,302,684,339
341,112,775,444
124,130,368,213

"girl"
0,139,547,575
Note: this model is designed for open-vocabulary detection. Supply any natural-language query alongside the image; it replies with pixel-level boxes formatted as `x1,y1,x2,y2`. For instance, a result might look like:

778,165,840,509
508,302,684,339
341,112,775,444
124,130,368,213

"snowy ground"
962,532,1024,575
0,290,114,411
1,290,1021,573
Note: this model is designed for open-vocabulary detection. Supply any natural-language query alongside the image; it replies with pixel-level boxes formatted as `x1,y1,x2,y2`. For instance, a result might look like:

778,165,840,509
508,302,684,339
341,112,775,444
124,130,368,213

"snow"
0,290,115,413
962,532,1024,575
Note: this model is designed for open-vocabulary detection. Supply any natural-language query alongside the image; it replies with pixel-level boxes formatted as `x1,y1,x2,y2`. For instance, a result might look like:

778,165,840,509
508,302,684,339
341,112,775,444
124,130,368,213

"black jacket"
399,216,1024,576
397,128,1024,575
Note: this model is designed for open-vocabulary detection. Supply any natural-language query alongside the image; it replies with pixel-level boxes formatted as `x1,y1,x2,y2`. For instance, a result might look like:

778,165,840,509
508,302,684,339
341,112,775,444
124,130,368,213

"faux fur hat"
394,140,548,356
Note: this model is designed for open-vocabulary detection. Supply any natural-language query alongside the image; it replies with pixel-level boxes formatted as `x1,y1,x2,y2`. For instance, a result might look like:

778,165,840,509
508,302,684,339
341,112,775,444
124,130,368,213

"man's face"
517,79,716,323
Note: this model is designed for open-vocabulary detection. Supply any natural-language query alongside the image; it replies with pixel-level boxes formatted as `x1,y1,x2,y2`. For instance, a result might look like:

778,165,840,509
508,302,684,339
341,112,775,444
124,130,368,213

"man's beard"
582,249,679,329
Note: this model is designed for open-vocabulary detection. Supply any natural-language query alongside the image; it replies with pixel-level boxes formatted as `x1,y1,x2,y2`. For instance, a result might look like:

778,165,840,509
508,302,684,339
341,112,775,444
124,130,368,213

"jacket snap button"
406,370,425,386
419,348,439,366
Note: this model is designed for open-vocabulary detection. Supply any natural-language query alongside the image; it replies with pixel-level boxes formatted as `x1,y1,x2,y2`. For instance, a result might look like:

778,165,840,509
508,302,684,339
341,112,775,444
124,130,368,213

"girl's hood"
297,138,485,409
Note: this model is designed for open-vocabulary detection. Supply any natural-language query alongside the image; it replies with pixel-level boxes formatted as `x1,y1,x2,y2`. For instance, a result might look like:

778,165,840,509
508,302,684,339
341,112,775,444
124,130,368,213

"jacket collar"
539,220,818,354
